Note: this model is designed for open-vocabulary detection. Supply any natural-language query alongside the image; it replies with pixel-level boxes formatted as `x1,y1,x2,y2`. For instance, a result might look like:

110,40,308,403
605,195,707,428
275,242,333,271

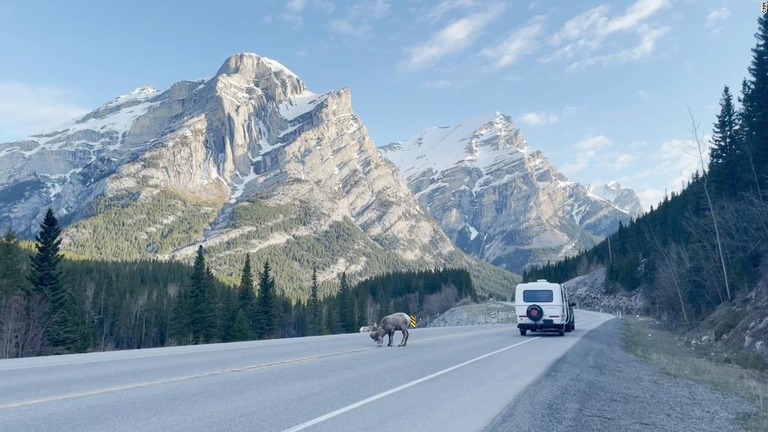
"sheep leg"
387,330,394,346
399,328,409,346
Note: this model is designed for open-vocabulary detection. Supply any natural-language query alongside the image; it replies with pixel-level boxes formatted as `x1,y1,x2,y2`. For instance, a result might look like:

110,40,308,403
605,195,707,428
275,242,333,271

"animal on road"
370,312,410,347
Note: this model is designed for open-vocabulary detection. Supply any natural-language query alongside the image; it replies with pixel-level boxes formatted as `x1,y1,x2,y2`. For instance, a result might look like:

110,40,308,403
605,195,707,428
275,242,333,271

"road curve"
0,310,614,432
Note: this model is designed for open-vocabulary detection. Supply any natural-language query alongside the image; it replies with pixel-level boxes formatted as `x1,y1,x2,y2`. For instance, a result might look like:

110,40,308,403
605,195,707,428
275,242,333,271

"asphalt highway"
0,310,613,432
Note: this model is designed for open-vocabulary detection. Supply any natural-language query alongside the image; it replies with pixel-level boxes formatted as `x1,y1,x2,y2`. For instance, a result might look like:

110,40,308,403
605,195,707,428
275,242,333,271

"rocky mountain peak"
214,53,306,102
104,85,160,107
381,113,643,273
588,182,645,215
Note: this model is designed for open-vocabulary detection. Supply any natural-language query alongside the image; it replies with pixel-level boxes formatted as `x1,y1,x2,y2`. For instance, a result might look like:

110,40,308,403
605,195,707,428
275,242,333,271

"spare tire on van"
526,304,544,322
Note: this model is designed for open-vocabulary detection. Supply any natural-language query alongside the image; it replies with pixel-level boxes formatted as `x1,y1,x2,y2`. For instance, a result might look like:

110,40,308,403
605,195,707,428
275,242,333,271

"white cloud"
481,17,544,68
638,188,664,211
329,0,390,37
544,0,670,68
637,89,650,99
426,0,479,23
261,14,273,24
606,153,638,170
563,106,584,117
560,135,613,174
518,111,558,126
422,79,452,89
280,0,335,29
286,0,306,12
616,25,669,61
280,12,304,29
561,151,595,174
575,135,613,151
613,134,711,211
401,3,505,70
0,82,88,142
706,7,729,27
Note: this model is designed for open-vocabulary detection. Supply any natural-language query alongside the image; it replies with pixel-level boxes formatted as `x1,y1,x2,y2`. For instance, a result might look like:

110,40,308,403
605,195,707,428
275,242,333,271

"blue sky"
0,0,760,210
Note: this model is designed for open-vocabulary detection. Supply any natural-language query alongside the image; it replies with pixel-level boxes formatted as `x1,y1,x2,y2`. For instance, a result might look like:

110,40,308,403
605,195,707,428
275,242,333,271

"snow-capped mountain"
588,181,645,216
0,54,516,296
380,113,643,273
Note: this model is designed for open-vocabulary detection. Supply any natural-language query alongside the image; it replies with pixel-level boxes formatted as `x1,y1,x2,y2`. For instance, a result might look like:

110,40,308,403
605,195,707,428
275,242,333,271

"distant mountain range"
0,53,642,292
0,54,516,299
380,114,643,273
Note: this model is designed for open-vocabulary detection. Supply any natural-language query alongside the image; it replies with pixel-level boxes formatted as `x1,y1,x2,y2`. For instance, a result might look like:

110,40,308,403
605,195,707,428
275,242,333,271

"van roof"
515,281,562,291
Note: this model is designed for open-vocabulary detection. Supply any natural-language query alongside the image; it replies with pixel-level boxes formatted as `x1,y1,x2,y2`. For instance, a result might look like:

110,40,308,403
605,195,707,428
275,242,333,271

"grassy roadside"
623,315,768,431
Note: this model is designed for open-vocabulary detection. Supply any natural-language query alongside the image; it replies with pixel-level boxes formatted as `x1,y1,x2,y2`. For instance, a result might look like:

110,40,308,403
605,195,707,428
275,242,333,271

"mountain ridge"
380,113,643,273
0,53,518,299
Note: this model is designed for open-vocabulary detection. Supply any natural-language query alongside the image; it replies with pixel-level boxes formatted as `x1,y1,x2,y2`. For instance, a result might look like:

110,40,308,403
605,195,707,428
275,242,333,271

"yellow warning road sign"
410,315,417,328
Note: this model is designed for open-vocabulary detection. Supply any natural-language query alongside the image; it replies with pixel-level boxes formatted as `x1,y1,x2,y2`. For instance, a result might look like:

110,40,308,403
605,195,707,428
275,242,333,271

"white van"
515,279,575,336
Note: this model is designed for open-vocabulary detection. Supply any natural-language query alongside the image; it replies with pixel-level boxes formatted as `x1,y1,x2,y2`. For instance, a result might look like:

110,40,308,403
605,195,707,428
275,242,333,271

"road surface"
0,310,613,431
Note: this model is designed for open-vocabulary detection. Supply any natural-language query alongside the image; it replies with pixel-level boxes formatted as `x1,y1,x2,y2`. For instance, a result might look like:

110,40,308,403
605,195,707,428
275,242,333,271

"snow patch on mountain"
381,113,528,180
381,112,644,272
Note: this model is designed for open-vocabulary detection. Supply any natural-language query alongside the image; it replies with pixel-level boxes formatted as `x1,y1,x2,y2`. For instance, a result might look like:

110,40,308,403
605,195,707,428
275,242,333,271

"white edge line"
282,337,542,432
283,313,611,432
0,327,515,408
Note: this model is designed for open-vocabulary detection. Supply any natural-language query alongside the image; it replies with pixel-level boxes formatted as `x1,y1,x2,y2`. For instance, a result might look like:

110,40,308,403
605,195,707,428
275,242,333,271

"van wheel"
558,327,565,336
565,324,572,333
571,322,576,331
520,329,527,336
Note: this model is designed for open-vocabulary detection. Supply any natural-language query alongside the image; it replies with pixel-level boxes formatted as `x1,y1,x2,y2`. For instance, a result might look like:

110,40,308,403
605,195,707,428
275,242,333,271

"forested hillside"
525,16,768,328
0,211,475,358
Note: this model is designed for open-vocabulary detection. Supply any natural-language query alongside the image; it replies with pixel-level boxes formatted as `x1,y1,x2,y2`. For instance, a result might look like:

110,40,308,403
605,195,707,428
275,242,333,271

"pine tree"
170,286,191,344
218,287,237,342
231,309,251,341
0,228,27,296
709,85,742,195
741,15,768,183
237,254,256,338
307,267,320,336
188,246,215,343
256,260,277,339
29,209,78,353
337,272,355,333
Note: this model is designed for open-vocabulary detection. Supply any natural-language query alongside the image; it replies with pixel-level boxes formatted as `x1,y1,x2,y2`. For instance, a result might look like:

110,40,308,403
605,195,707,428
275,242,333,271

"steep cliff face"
380,114,643,273
0,54,516,297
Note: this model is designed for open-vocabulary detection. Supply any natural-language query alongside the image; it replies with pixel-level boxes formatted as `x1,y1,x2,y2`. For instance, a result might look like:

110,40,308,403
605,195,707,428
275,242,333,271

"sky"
0,0,761,210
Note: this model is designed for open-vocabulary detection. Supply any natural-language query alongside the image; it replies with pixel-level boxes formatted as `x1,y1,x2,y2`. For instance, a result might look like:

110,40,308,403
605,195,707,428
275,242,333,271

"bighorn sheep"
369,312,410,347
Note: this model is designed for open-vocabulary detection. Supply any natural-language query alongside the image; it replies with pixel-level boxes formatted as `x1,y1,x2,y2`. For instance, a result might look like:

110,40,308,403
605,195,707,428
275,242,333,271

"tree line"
524,15,768,327
0,209,474,358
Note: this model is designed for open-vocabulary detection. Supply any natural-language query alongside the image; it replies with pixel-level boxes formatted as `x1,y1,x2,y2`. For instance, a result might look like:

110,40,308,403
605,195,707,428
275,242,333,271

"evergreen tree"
337,272,355,333
188,246,216,343
217,287,238,342
256,260,277,339
0,228,26,296
231,309,251,341
740,15,768,183
237,253,256,338
29,209,79,353
170,286,191,344
709,85,742,194
307,267,320,336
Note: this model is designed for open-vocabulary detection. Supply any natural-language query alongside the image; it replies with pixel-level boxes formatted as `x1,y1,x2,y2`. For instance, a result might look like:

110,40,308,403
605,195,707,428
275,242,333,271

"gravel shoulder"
483,318,755,432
